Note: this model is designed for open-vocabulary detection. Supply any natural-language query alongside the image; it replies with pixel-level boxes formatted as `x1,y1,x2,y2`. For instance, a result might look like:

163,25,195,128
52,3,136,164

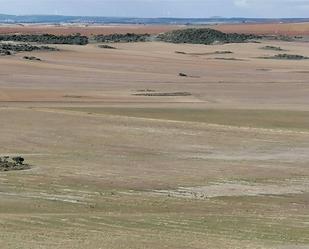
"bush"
23,56,41,61
158,28,259,45
0,34,88,45
261,46,286,51
0,43,57,52
179,73,188,77
261,54,309,60
94,33,150,43
98,44,117,49
0,156,30,171
0,43,57,56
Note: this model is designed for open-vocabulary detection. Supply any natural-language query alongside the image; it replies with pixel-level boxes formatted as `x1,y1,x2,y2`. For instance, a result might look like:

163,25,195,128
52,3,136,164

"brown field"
0,24,182,35
0,25,309,248
1,22,309,36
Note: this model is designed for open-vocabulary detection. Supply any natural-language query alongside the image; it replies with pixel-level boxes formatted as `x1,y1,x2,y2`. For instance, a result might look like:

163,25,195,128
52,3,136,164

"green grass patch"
59,107,309,131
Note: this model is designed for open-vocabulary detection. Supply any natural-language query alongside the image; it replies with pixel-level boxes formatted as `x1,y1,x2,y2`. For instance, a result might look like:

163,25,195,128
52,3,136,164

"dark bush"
261,54,309,60
98,44,117,49
261,46,286,51
0,34,88,45
0,43,57,56
179,73,188,77
0,43,57,52
158,28,259,45
94,33,150,43
23,56,42,61
0,156,30,171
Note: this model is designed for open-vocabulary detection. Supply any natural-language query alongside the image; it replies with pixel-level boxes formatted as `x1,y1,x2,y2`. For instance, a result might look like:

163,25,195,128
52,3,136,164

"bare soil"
0,24,309,248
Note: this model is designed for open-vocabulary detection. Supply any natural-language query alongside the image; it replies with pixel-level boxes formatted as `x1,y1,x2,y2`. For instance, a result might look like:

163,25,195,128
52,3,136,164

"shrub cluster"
261,54,309,60
98,44,117,49
261,46,286,51
94,33,150,43
133,92,192,97
157,28,259,45
0,43,56,52
0,43,57,56
0,34,88,45
0,156,30,171
23,56,41,61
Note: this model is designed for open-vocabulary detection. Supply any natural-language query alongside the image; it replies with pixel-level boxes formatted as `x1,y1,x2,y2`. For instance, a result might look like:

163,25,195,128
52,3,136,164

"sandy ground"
1,40,309,110
0,31,309,248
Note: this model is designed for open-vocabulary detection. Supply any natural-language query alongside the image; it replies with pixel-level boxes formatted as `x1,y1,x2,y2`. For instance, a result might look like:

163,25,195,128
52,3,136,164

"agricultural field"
0,24,309,249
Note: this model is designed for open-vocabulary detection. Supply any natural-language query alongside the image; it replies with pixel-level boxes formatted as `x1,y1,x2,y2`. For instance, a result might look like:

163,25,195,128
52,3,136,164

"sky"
0,0,308,18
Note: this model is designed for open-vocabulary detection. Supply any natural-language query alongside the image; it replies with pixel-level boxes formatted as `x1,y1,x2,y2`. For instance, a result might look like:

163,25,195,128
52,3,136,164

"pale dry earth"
0,25,309,248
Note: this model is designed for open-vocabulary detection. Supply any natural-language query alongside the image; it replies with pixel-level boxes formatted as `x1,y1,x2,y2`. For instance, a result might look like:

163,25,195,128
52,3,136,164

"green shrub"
0,34,88,45
157,28,259,45
0,156,30,171
94,33,150,43
261,54,309,60
98,44,117,49
261,46,286,51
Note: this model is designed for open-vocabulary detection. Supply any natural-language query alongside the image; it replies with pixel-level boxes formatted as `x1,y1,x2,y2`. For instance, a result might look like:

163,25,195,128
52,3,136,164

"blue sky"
0,0,308,18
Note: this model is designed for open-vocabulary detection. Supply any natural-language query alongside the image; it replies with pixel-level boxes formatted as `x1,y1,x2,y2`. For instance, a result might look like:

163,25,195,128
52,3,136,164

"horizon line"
1,13,309,20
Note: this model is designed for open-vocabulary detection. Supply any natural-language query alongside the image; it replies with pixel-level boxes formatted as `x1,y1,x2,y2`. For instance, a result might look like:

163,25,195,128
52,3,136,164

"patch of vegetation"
175,50,233,55
260,45,286,51
256,68,272,71
23,56,41,61
0,49,12,56
94,33,151,43
158,28,259,45
260,54,309,60
133,92,192,97
214,50,233,54
179,72,188,77
98,44,117,49
175,51,187,54
136,89,156,92
266,35,294,42
0,34,88,45
0,43,57,56
214,57,245,61
63,95,83,98
0,43,57,52
0,156,30,172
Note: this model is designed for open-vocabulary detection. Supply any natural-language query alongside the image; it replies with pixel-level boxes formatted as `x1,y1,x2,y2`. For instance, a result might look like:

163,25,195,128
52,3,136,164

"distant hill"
0,14,309,24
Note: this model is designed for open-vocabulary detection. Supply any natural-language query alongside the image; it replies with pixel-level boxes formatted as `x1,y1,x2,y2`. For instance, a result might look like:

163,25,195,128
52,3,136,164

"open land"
0,23,309,249
1,22,309,36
